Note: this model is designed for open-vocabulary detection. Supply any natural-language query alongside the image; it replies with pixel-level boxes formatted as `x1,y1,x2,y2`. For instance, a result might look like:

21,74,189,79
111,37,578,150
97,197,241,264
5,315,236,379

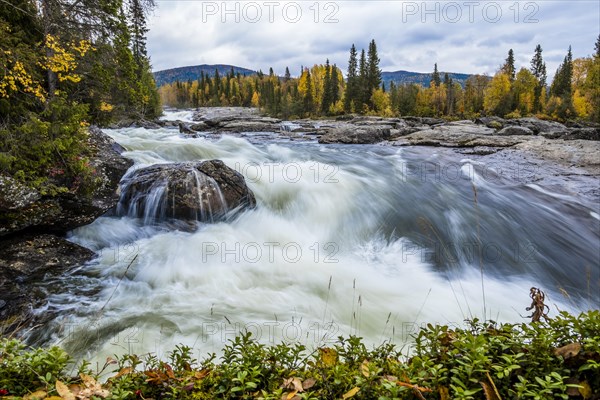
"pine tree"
431,63,441,87
530,44,547,113
502,49,516,81
344,44,358,112
595,34,600,58
284,67,291,82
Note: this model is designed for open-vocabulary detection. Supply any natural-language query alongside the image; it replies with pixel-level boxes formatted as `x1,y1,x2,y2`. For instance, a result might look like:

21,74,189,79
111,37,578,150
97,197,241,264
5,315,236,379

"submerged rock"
117,160,256,223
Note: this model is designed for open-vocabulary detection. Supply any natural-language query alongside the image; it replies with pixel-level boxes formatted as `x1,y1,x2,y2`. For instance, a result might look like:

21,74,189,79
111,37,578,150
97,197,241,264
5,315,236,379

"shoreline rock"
0,127,133,338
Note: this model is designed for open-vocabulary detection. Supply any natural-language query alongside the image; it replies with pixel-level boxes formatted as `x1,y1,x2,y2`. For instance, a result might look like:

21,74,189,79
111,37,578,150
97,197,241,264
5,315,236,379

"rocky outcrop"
318,124,391,144
188,107,282,133
0,234,95,335
117,160,256,223
497,126,535,136
0,127,133,237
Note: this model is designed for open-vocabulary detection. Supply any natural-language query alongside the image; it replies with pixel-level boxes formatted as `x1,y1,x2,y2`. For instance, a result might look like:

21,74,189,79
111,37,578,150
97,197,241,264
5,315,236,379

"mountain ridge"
153,64,476,88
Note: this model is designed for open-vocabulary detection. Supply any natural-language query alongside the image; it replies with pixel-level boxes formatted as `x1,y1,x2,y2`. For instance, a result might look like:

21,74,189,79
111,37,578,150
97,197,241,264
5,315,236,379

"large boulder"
117,160,256,223
0,127,133,236
318,125,391,144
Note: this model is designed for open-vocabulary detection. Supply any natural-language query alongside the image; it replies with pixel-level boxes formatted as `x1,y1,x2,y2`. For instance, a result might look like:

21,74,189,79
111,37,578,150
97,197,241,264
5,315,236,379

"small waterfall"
190,168,227,222
116,163,230,224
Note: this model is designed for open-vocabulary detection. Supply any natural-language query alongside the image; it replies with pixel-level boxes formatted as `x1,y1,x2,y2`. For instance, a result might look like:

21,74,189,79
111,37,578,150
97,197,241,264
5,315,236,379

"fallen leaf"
554,343,581,359
194,369,209,380
319,348,338,366
439,386,450,400
282,377,303,392
286,390,298,400
302,377,316,390
111,367,133,379
342,387,360,399
55,381,75,400
360,360,370,377
24,390,47,400
383,375,398,382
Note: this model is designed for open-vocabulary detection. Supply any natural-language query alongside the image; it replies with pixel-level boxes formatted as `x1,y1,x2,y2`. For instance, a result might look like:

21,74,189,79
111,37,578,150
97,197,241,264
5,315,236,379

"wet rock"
190,122,209,131
117,160,256,223
179,122,195,134
0,234,95,336
318,124,391,144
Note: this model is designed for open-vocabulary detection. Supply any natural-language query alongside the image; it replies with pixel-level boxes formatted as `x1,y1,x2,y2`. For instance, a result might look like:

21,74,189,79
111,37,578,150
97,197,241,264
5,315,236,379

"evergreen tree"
302,69,314,115
550,46,573,98
129,0,148,65
284,67,291,82
321,59,333,114
502,49,516,81
530,44,547,113
331,64,340,105
366,39,382,95
431,63,441,87
358,49,368,110
344,44,358,112
444,73,454,115
595,34,600,58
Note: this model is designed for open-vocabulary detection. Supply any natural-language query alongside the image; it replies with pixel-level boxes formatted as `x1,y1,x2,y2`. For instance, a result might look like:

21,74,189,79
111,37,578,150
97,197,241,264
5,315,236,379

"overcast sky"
147,1,599,78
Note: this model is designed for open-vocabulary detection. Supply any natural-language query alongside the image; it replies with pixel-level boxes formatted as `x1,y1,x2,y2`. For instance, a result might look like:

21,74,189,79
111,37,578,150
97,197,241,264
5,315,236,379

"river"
33,110,599,363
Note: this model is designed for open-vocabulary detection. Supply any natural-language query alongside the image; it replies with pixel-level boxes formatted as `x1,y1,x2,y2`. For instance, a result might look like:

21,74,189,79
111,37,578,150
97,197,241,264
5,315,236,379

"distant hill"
382,70,473,88
153,64,256,87
154,64,475,89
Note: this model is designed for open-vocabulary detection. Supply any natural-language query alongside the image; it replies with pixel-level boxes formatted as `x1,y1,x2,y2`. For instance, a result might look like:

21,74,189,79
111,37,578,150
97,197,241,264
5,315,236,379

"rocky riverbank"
0,127,133,335
172,108,600,176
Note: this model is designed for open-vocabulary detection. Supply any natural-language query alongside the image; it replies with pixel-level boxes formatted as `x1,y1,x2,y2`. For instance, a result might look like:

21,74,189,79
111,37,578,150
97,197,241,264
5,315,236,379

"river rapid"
33,110,599,363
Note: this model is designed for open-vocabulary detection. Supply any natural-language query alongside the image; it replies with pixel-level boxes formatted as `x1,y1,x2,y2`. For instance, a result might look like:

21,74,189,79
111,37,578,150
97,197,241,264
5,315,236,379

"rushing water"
34,110,599,362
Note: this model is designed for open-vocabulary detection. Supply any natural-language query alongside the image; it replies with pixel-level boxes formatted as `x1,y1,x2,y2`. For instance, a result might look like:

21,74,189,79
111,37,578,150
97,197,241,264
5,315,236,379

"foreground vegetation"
1,309,598,399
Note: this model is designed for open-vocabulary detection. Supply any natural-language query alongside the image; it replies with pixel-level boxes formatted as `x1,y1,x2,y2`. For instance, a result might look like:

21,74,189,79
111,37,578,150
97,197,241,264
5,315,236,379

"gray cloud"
147,0,600,77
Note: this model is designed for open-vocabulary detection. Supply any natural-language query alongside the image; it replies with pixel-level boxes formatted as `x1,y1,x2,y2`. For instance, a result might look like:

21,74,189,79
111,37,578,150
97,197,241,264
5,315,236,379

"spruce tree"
321,59,332,114
530,44,547,113
367,39,382,94
595,34,600,58
431,63,441,87
284,67,291,82
344,44,358,112
358,49,368,110
331,64,340,105
502,49,516,81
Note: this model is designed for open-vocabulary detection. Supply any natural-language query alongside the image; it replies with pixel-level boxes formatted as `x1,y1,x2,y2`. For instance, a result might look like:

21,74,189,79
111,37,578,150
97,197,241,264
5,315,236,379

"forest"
159,38,600,123
0,0,160,191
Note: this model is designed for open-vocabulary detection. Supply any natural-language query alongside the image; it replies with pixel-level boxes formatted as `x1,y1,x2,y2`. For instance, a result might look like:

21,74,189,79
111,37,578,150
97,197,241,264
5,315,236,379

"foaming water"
34,123,598,363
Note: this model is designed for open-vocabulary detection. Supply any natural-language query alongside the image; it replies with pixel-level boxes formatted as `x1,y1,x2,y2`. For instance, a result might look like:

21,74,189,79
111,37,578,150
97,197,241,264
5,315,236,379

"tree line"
0,0,160,191
160,37,600,123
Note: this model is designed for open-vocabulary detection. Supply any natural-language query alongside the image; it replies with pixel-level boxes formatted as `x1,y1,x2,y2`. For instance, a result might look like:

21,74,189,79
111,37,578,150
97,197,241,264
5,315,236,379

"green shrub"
1,311,598,399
